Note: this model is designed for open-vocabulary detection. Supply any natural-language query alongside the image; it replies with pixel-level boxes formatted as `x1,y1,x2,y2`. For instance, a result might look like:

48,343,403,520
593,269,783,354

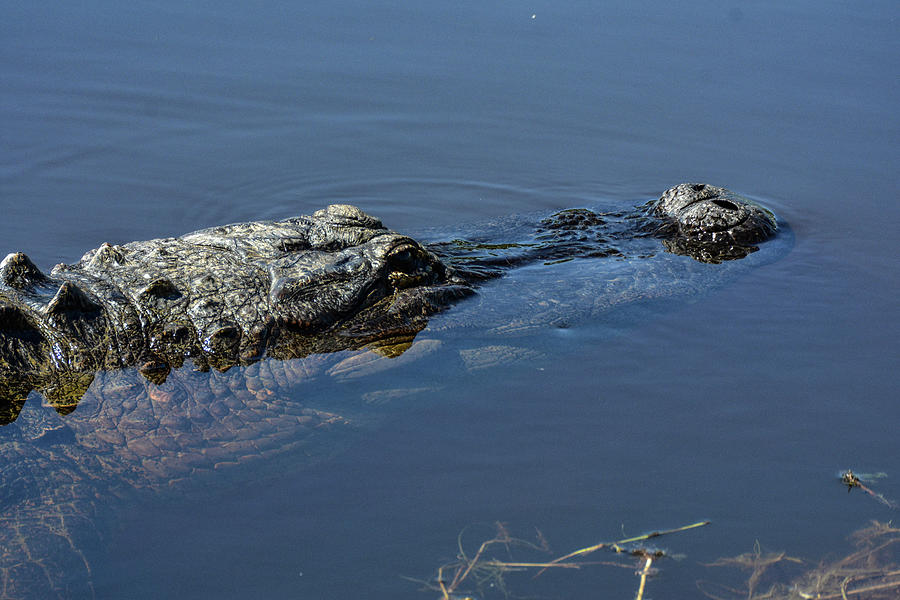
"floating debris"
841,469,897,510
698,521,900,600
412,520,709,600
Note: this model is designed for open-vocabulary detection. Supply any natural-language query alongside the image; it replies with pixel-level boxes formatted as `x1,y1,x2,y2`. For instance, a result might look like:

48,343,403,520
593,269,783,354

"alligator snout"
711,198,739,211
652,183,777,260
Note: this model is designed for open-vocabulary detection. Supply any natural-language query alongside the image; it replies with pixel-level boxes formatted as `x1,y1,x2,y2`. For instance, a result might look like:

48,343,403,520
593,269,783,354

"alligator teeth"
45,282,102,315
1,252,49,289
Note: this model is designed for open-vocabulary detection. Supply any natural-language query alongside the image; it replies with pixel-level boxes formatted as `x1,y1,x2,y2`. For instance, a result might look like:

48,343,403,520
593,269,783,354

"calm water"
2,1,898,598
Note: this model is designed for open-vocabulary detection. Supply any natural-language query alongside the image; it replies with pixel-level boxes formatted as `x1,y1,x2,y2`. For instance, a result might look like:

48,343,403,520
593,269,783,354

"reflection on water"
0,205,790,597
1,0,898,597
0,359,351,597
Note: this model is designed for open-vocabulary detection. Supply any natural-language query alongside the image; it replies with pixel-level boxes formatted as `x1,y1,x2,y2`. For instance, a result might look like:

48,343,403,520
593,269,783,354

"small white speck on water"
531,14,536,19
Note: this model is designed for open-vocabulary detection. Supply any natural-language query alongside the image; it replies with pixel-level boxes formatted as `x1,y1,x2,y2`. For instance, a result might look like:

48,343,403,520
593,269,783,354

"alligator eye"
712,199,739,211
388,247,418,272
692,183,706,192
392,250,412,263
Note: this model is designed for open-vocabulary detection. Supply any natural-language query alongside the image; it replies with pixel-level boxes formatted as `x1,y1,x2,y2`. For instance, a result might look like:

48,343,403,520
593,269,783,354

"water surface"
1,1,898,598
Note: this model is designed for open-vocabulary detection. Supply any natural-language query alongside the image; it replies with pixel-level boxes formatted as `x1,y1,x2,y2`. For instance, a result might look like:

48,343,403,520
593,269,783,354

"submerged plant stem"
418,520,709,599
635,555,653,600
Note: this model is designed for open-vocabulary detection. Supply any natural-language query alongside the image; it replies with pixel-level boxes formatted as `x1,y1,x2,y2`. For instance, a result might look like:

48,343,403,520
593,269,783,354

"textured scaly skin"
0,183,780,598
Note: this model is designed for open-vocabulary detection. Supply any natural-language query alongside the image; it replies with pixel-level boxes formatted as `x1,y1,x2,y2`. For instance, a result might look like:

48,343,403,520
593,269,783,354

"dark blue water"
2,1,898,598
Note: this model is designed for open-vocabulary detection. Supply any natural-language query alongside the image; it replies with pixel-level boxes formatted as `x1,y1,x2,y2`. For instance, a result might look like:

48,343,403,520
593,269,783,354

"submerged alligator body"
0,183,781,599
0,183,775,422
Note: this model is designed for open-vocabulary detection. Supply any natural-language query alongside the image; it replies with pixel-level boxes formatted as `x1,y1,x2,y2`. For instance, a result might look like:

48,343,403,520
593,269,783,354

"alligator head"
649,183,778,263
0,204,470,419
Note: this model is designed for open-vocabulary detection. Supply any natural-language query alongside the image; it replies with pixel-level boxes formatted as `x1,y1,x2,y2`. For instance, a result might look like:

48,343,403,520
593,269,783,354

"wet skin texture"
0,183,776,421
0,182,780,599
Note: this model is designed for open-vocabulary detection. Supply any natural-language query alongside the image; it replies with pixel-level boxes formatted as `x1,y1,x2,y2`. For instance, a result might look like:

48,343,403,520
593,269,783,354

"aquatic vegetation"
413,520,709,599
698,521,900,600
416,518,900,599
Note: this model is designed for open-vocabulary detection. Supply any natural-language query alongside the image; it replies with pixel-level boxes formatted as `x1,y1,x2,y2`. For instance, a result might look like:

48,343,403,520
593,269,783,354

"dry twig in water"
697,521,900,600
413,520,709,600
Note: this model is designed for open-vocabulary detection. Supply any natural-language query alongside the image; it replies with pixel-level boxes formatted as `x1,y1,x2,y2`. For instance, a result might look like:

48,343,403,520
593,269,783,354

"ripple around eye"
210,174,683,232
207,175,575,228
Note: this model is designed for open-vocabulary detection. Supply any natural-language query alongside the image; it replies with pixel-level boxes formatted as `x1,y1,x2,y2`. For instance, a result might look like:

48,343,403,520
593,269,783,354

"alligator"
0,183,775,422
0,183,781,598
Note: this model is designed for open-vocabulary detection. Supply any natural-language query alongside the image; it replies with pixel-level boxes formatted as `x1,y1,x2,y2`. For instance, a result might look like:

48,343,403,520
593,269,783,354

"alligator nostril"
712,199,739,211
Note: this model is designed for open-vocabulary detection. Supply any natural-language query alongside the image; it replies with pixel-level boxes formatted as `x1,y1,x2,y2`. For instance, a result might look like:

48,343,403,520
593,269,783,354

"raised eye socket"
712,198,739,211
692,183,706,192
388,248,417,271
